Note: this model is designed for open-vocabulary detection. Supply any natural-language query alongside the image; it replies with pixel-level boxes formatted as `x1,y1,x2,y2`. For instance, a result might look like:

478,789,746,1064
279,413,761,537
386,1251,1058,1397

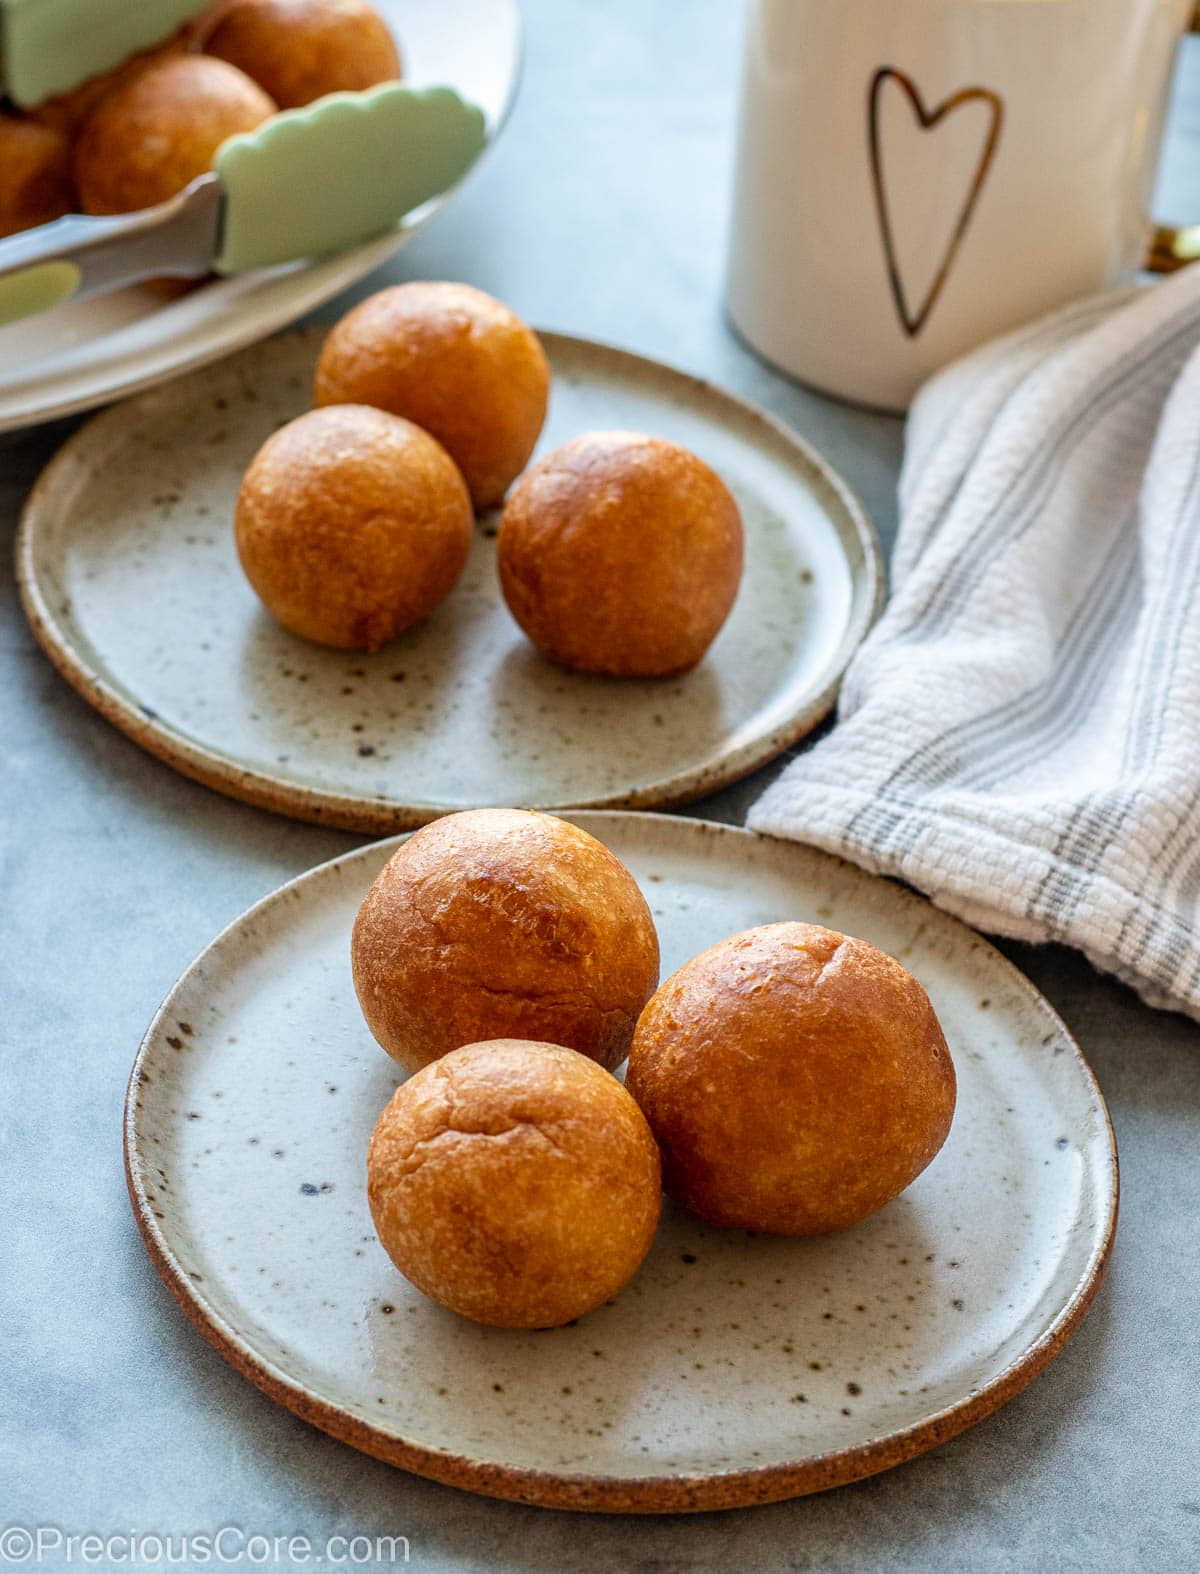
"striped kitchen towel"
749,263,1200,1020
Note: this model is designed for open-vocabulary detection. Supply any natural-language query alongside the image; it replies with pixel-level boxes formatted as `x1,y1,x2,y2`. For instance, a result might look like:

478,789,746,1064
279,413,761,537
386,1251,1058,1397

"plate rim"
123,810,1119,1515
0,0,525,433
17,329,886,831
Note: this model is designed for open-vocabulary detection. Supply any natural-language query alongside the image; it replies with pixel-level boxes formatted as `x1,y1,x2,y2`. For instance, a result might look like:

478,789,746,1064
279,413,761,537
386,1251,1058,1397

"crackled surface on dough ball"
234,404,472,650
497,430,744,677
351,809,660,1072
367,1038,663,1327
314,282,550,511
204,0,401,109
626,922,956,1235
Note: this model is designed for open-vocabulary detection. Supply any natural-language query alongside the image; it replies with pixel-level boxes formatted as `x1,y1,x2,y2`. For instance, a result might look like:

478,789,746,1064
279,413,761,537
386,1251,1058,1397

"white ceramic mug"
726,0,1198,411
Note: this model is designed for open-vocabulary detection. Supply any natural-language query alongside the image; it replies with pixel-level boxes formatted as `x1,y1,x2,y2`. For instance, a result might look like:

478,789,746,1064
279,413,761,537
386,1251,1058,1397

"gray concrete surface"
2,3,1198,1569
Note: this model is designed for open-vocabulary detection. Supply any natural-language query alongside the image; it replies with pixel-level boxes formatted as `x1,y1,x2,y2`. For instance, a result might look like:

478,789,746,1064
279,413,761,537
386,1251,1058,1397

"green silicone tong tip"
214,83,488,273
0,82,488,327
2,0,212,107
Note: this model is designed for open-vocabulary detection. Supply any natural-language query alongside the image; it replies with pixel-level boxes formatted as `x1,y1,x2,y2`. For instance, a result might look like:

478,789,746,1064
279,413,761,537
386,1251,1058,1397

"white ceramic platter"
0,0,521,432
124,813,1117,1513
18,328,882,831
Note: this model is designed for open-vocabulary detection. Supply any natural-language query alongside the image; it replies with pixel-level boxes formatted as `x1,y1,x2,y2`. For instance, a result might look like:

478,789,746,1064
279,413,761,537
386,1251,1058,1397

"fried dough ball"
0,114,75,236
234,404,472,650
352,809,661,1072
203,0,401,108
497,431,744,677
73,55,276,214
625,923,957,1235
315,283,551,510
367,1038,663,1328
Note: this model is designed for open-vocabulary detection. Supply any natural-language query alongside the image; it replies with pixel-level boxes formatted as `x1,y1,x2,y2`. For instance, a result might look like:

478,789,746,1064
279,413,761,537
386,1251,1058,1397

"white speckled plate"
124,813,1116,1513
18,329,882,831
0,0,521,432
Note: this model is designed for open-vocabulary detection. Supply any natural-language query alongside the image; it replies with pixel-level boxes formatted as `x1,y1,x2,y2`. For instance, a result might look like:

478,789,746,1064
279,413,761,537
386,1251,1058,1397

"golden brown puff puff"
73,55,276,215
315,283,551,512
367,1039,662,1328
0,113,75,236
351,809,661,1072
234,404,473,651
626,922,956,1236
497,431,744,678
203,0,401,108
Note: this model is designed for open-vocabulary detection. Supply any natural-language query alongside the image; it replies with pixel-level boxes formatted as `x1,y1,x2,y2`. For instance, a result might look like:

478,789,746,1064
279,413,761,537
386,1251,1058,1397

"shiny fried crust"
204,0,401,107
626,922,957,1235
234,404,472,650
314,282,551,511
351,809,661,1072
497,431,744,678
0,115,74,236
73,55,276,215
367,1038,662,1327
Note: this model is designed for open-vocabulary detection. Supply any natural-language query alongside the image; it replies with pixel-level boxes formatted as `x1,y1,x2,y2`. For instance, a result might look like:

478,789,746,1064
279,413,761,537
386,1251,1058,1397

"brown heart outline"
868,67,1004,339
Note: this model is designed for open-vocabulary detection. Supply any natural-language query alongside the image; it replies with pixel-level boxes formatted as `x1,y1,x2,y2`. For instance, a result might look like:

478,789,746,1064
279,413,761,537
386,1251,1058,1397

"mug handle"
1148,3,1200,272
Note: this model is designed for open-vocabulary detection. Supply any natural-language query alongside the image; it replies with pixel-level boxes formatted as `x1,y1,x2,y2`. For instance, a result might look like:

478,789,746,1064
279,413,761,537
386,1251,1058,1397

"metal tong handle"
0,177,222,326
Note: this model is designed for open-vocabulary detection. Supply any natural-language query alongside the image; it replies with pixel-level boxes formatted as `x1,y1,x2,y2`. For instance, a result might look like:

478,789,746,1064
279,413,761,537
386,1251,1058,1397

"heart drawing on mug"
868,68,1004,338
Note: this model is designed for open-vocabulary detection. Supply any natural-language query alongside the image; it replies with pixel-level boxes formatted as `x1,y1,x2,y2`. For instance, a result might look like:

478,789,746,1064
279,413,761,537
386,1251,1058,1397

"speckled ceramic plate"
125,813,1116,1514
0,0,521,431
17,329,881,831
